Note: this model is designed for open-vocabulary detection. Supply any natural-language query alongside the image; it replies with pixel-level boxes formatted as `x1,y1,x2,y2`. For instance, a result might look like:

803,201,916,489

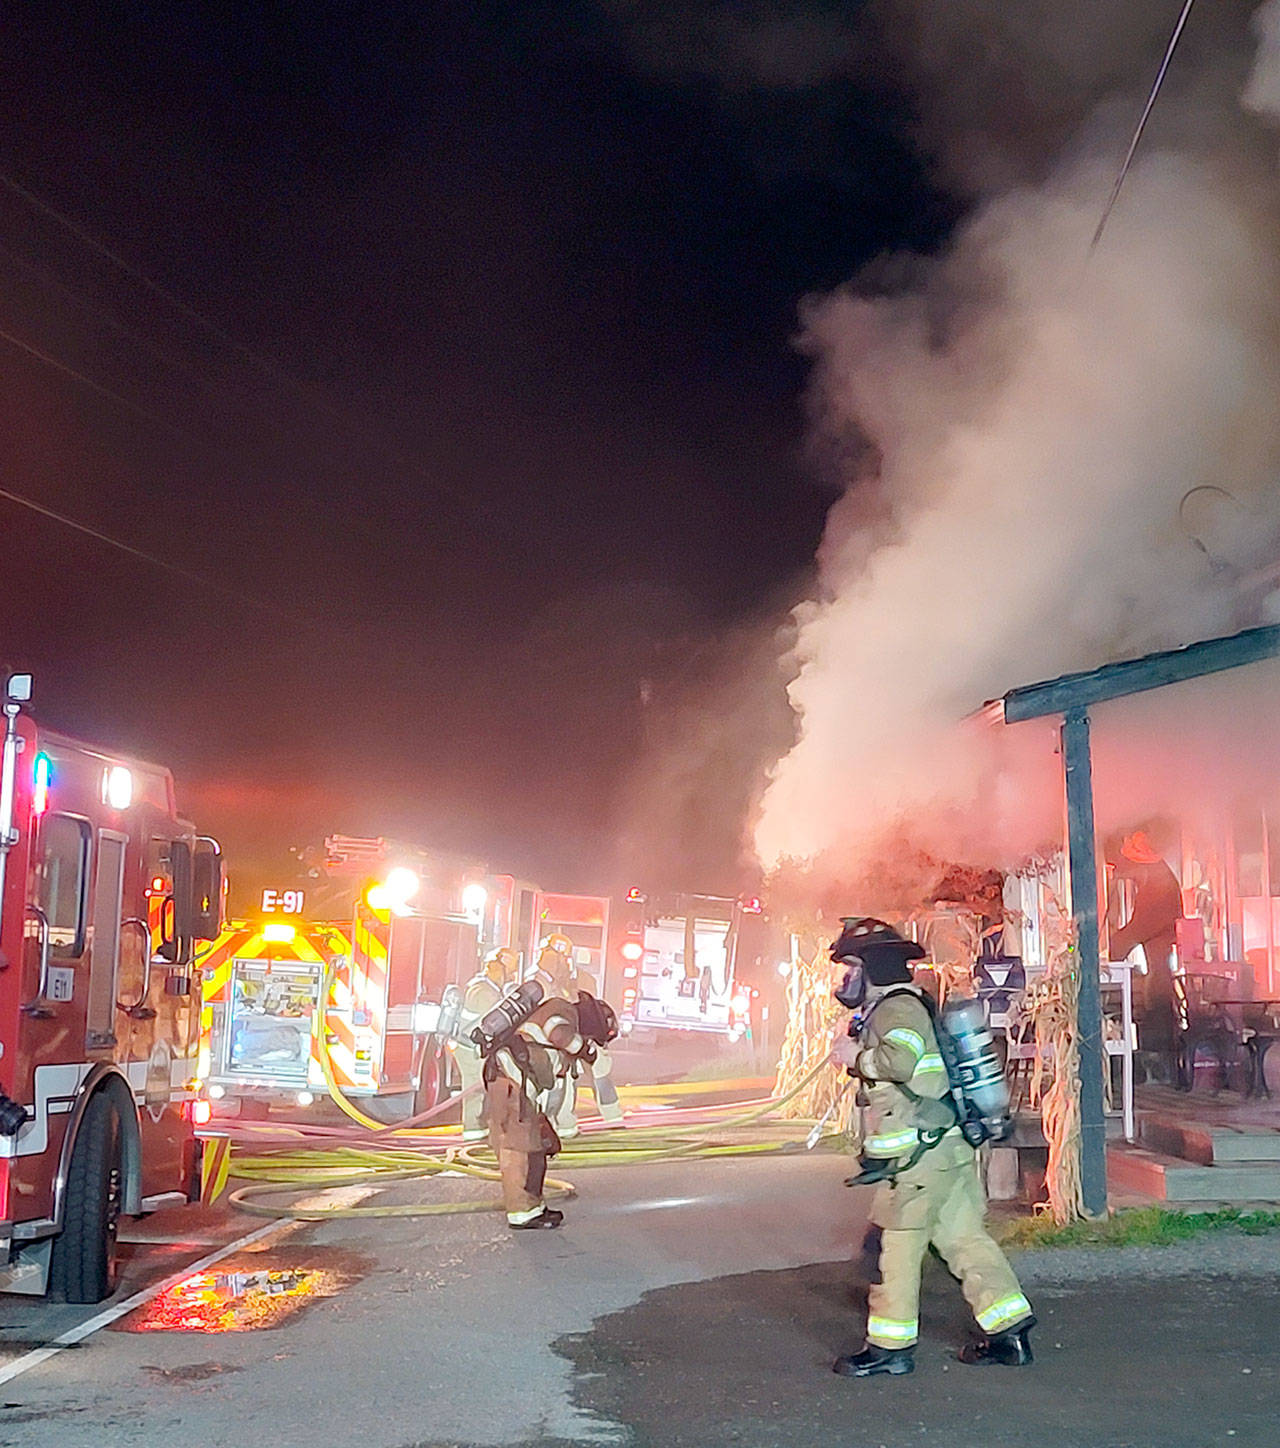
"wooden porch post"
1062,707,1108,1217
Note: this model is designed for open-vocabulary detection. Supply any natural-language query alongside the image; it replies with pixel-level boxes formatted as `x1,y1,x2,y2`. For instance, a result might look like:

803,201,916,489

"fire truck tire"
414,1047,444,1115
50,1091,123,1304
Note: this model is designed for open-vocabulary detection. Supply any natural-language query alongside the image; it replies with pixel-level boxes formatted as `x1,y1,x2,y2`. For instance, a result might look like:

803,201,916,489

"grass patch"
997,1205,1280,1250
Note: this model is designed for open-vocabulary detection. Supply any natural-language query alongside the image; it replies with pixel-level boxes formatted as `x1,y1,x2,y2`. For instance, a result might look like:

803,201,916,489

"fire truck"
0,673,223,1302
198,838,479,1120
612,890,769,1040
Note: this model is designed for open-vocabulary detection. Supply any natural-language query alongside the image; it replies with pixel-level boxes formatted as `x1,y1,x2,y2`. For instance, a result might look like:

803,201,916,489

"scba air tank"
471,980,545,1053
939,995,1013,1144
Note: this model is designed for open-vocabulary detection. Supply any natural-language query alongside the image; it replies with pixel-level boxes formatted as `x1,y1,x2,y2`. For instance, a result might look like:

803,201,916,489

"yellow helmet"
541,932,573,957
485,946,519,980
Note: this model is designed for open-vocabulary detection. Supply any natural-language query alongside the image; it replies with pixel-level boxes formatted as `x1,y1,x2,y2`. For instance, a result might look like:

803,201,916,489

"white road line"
0,1218,284,1388
0,1186,371,1388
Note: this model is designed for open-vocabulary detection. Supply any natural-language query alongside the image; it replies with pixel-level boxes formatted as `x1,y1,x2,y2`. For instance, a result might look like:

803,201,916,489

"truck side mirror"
4,673,32,703
157,841,194,963
192,840,224,941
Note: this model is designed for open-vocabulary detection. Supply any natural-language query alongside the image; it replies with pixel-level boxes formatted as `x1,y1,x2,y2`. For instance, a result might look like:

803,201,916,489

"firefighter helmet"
575,992,618,1048
484,946,519,982
541,932,573,957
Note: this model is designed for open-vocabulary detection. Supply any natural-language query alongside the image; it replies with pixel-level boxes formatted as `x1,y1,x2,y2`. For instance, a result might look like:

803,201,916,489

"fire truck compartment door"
87,829,128,1049
225,959,322,1085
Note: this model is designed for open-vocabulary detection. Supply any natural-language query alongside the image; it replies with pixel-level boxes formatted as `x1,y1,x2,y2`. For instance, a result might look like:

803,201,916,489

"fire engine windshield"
226,961,320,1084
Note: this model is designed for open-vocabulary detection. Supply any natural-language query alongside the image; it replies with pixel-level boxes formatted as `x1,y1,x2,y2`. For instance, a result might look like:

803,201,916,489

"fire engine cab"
199,839,479,1120
0,674,223,1302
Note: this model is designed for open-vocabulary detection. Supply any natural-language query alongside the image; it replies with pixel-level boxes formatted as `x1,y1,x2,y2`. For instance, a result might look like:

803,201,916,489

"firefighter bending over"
830,919,1034,1379
477,980,618,1229
533,934,624,1136
456,947,520,1141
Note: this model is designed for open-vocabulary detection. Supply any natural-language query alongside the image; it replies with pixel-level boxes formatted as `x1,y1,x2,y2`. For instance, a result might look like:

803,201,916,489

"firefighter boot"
833,1344,915,1378
959,1316,1035,1366
508,1207,564,1231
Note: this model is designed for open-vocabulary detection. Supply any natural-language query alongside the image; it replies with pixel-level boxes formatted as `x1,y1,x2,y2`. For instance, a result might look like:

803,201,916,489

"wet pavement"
0,1114,1276,1447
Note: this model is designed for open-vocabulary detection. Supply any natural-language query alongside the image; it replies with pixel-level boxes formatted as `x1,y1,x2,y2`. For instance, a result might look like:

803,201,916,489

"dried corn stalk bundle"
773,924,851,1131
1023,899,1085,1224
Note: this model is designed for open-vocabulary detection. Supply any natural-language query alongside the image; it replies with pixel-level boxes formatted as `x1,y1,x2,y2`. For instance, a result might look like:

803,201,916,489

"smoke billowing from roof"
754,1,1280,885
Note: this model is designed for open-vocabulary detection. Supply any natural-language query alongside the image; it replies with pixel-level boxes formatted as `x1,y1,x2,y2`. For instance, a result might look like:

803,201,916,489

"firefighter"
830,919,1034,1379
1108,831,1181,1084
531,933,575,994
484,989,618,1228
456,947,519,1140
534,935,623,1134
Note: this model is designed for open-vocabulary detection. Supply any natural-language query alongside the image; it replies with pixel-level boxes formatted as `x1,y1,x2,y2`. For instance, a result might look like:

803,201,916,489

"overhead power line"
1091,0,1198,252
0,166,475,512
0,321,200,445
0,483,302,622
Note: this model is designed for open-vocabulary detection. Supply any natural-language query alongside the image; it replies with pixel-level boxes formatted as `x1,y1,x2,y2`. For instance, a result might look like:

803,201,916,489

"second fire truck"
198,838,479,1120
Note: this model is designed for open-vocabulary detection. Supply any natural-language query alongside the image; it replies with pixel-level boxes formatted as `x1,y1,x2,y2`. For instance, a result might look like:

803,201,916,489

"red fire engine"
0,673,223,1301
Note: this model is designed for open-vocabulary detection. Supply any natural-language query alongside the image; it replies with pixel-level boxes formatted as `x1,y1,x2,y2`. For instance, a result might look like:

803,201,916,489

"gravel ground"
1012,1230,1280,1285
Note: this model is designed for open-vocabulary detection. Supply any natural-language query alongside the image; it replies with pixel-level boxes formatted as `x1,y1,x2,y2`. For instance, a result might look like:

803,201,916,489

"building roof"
1000,623,1280,724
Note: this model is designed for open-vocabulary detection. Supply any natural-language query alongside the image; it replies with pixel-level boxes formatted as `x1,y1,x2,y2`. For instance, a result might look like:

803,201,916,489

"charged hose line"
223,1017,837,1220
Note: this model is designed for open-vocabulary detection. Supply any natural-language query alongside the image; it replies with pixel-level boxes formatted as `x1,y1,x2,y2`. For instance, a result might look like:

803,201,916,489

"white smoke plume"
755,4,1280,889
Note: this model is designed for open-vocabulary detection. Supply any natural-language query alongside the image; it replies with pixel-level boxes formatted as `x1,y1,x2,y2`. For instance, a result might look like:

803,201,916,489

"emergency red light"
32,752,51,815
626,887,645,903
150,876,166,893
739,896,762,915
191,1100,213,1126
620,940,643,962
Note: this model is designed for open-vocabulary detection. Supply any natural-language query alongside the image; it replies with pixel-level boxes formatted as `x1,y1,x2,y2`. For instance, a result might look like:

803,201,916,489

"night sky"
0,3,952,900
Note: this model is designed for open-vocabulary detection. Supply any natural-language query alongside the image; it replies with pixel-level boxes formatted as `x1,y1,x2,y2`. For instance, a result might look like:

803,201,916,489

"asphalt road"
0,1136,1275,1448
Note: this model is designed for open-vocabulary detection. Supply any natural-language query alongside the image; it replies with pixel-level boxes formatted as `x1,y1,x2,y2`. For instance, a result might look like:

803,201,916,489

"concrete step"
1107,1142,1280,1203
1139,1114,1280,1165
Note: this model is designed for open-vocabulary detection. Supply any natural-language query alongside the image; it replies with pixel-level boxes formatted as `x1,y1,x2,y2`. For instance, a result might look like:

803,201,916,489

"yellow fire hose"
222,980,837,1221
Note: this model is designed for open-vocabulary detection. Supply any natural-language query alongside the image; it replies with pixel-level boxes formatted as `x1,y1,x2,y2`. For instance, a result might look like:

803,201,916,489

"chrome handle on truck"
20,903,52,1017
119,917,157,1020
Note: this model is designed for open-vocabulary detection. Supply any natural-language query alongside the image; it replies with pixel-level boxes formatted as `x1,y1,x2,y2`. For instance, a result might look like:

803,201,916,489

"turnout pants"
456,1045,486,1135
486,1075,561,1224
554,1050,623,1136
865,1133,1032,1350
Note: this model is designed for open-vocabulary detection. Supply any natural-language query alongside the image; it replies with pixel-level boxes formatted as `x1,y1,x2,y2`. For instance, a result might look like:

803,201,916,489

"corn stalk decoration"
772,923,853,1134
1019,893,1086,1224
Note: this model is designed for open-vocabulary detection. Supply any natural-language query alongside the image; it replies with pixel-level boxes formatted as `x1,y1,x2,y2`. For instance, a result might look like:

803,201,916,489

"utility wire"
1091,0,1198,252
0,321,202,446
0,483,302,621
0,166,475,512
0,234,211,383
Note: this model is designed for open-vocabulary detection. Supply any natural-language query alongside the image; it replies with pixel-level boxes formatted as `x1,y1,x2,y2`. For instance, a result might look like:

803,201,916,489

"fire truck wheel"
50,1091,123,1304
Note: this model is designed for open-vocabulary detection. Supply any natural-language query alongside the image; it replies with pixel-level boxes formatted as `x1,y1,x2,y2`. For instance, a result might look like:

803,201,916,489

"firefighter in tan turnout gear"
479,981,618,1229
829,919,1034,1379
456,947,520,1140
